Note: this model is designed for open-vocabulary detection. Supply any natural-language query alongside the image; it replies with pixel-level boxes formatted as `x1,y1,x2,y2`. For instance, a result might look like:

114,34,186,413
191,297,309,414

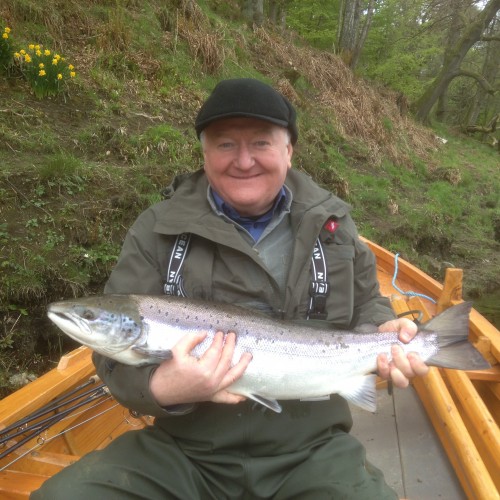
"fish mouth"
48,310,93,338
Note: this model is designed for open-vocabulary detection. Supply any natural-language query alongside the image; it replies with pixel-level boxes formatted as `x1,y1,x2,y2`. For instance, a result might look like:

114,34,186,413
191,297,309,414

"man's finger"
173,331,208,355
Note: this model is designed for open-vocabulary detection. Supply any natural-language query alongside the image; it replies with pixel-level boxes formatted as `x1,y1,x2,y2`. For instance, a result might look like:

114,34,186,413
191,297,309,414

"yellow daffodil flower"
29,44,35,50
2,33,8,39
39,69,46,76
39,63,45,69
36,50,42,56
24,54,32,63
52,58,58,65
35,44,40,50
44,49,50,56
68,64,74,70
70,71,76,78
20,49,26,55
14,52,20,58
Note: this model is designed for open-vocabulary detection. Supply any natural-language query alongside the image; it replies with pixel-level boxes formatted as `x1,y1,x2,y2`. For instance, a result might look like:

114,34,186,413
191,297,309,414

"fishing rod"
0,377,105,442
0,379,110,460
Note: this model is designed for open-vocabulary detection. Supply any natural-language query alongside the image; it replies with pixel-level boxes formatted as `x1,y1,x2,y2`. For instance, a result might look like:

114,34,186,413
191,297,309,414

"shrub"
14,44,76,98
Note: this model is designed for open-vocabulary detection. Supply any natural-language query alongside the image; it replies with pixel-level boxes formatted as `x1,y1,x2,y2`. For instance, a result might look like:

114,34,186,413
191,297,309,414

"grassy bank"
1,0,498,394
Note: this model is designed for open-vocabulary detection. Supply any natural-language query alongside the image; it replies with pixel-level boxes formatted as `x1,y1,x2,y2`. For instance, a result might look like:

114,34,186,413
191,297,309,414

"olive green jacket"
93,168,394,451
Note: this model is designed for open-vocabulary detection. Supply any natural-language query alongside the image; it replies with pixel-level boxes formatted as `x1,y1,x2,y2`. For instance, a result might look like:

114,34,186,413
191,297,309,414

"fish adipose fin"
421,302,490,370
131,345,173,360
339,374,377,412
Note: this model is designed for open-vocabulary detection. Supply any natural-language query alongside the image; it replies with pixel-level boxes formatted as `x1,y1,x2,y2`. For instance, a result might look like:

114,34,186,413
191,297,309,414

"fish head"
47,295,142,357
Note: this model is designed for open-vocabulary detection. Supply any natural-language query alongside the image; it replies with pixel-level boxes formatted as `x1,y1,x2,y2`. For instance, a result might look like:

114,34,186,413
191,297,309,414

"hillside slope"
1,0,498,392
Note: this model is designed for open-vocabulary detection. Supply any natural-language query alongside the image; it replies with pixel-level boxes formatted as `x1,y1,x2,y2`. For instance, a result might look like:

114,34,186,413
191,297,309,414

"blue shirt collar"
210,186,290,241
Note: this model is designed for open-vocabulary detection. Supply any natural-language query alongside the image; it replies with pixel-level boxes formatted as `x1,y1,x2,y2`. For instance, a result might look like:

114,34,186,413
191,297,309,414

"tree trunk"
465,17,500,126
337,0,360,65
241,0,253,24
434,0,465,123
413,0,500,123
268,0,287,30
253,0,264,27
350,0,375,70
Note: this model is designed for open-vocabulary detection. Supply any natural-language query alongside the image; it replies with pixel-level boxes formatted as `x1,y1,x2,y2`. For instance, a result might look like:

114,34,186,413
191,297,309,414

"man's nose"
235,144,255,169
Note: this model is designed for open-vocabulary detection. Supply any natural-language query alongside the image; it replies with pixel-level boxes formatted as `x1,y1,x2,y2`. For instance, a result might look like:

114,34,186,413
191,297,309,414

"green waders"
31,400,398,500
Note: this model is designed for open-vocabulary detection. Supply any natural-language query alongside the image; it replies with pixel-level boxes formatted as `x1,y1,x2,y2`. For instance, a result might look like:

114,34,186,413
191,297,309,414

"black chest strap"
307,238,329,320
164,233,330,320
163,233,191,297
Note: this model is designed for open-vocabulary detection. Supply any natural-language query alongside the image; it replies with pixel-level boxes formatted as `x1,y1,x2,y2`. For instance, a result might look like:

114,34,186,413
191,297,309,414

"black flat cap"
195,78,298,144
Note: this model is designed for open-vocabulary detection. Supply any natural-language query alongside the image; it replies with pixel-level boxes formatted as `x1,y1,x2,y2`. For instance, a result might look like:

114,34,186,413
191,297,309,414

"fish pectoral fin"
247,394,282,413
339,374,377,412
131,345,173,360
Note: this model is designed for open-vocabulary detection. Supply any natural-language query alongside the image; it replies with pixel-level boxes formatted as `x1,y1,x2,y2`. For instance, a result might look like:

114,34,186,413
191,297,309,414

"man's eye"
254,140,270,147
218,142,234,150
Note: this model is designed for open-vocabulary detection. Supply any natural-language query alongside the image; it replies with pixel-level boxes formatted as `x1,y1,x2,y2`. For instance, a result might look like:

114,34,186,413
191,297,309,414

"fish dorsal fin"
247,394,282,413
338,374,377,412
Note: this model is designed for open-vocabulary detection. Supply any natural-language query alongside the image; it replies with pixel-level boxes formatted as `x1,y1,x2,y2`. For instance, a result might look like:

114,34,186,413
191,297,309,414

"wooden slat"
466,366,500,382
413,370,499,499
441,369,500,490
437,268,463,312
392,295,500,499
0,470,48,499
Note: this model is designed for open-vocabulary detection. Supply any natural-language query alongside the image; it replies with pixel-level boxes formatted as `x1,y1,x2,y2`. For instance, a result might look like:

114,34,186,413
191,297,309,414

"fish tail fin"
422,302,490,370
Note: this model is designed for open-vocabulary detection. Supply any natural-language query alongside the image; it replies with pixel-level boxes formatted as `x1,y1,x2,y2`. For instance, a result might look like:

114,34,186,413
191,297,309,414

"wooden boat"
0,239,498,499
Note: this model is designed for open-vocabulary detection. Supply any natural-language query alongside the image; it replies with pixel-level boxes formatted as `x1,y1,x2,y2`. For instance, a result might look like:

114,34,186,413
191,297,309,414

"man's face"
202,117,293,217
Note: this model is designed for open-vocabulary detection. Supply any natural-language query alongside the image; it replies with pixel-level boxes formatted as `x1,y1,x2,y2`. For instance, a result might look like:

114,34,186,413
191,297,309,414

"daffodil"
20,49,26,55
39,69,46,76
52,58,58,65
14,52,20,58
57,73,62,80
39,63,45,69
2,33,8,40
29,44,35,50
44,49,50,56
24,54,32,63
35,44,40,50
70,71,76,78
36,50,42,56
68,64,74,70
4,27,10,33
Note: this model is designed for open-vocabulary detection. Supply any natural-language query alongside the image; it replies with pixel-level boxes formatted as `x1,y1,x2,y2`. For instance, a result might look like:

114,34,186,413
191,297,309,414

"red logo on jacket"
324,220,339,234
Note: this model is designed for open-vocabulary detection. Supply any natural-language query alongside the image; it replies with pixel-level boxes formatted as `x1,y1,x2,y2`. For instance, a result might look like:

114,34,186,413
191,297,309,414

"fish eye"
82,309,96,320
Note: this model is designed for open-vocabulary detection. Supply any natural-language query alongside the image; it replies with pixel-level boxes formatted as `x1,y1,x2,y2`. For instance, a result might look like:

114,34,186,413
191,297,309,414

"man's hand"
376,317,429,388
149,330,252,407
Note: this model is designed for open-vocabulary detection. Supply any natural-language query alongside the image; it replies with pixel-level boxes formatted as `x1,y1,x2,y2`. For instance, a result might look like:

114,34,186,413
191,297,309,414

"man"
33,78,428,499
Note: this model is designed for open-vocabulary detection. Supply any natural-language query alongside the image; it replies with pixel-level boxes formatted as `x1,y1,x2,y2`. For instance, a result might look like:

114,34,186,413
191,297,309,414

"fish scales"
47,294,490,413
